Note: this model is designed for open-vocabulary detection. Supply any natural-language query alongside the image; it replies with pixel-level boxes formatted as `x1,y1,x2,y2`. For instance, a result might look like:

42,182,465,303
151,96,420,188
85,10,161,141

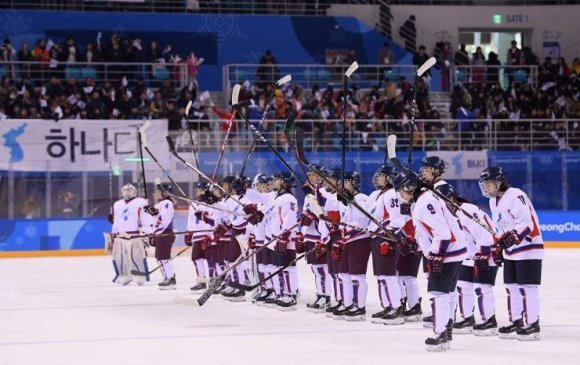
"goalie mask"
121,183,137,200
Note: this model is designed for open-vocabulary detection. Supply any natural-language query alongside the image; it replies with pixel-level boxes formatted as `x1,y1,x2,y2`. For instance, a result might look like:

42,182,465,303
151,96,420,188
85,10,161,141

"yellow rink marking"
0,242,579,258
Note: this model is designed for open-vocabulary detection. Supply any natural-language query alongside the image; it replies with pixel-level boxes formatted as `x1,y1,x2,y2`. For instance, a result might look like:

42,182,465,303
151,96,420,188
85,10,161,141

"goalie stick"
290,127,399,244
386,134,495,236
174,223,299,307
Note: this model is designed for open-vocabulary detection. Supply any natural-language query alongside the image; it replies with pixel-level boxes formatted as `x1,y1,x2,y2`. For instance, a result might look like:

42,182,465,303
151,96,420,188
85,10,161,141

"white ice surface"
1,250,579,365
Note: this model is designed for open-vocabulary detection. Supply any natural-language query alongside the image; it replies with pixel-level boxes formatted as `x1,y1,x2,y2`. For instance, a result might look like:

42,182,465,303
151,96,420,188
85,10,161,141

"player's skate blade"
453,316,475,334
344,307,366,322
517,320,540,341
473,315,498,337
422,315,434,328
425,333,450,352
499,319,524,339
381,306,405,325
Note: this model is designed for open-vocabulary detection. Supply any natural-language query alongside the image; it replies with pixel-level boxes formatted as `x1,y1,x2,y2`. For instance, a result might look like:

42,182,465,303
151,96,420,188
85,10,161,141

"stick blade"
172,296,201,307
345,61,359,78
231,84,241,105
292,127,308,164
276,74,292,86
228,282,256,291
130,269,147,277
417,57,437,77
166,135,177,154
185,100,193,116
387,134,397,160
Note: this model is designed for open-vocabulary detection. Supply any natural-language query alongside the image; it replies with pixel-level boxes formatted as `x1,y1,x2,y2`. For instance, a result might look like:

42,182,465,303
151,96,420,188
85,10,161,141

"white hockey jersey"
412,190,467,263
186,203,214,244
369,188,408,234
300,194,322,243
141,198,175,235
269,191,298,249
343,192,370,243
489,187,544,261
111,197,148,236
316,188,341,241
457,202,495,267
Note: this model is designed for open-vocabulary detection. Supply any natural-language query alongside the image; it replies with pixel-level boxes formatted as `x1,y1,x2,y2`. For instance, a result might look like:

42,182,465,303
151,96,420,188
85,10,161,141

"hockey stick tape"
231,84,241,105
417,57,436,77
387,134,398,160
139,120,151,148
185,100,193,116
277,74,292,86
345,61,359,78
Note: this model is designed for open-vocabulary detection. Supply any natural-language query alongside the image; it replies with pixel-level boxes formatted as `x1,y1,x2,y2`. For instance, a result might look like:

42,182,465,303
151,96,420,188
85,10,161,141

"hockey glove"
184,232,193,246
400,202,412,216
299,209,319,226
329,227,342,243
214,224,230,238
200,235,212,251
276,231,291,253
294,232,306,254
243,203,259,216
473,253,491,271
332,240,345,261
379,241,390,256
398,236,418,256
194,210,207,221
491,247,504,267
247,233,257,250
315,240,327,259
496,230,520,249
144,205,159,216
232,226,246,236
427,254,445,273
247,211,264,225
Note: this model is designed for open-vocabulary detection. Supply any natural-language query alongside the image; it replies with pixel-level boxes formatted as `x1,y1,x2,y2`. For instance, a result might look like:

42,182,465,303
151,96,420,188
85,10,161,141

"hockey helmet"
479,166,508,198
121,183,137,200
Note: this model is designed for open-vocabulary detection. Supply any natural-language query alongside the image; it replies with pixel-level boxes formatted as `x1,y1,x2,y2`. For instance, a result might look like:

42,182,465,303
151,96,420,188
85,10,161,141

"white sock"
430,291,451,335
400,275,421,307
377,275,402,309
272,266,283,297
159,260,174,279
339,273,353,307
194,258,207,278
457,280,475,319
474,283,495,322
332,274,341,302
311,264,329,296
350,274,368,308
506,284,523,322
519,284,540,325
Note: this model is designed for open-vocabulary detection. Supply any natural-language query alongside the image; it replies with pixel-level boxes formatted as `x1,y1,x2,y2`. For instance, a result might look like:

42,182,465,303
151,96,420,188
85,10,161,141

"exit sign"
493,14,502,24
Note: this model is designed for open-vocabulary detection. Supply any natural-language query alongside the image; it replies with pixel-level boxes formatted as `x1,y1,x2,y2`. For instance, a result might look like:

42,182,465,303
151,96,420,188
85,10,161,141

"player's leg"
473,265,499,336
453,265,475,333
499,259,525,339
516,259,542,341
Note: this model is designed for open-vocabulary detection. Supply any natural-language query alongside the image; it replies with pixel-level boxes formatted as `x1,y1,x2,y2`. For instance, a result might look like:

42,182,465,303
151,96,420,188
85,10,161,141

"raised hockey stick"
131,246,191,277
155,180,235,214
290,127,399,244
239,138,256,177
174,223,299,307
342,61,359,190
184,100,200,169
166,136,247,208
211,84,240,181
386,134,495,236
137,124,149,199
407,57,437,167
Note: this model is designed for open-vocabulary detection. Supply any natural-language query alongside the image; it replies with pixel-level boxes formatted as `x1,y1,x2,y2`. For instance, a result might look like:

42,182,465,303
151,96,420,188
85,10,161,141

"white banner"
0,119,168,172
426,151,488,180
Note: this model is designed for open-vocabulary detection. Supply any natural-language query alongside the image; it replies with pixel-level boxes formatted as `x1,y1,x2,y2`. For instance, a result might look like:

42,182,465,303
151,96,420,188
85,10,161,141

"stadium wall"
390,5,580,61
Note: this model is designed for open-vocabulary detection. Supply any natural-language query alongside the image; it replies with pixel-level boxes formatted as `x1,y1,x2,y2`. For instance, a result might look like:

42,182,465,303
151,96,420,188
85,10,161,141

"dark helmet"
253,173,269,187
344,171,361,191
241,175,252,187
479,166,508,198
222,175,236,185
274,171,295,187
393,170,422,195
421,156,445,176
372,165,390,189
230,176,247,195
195,181,209,190
322,168,340,180
436,183,457,202
156,183,172,197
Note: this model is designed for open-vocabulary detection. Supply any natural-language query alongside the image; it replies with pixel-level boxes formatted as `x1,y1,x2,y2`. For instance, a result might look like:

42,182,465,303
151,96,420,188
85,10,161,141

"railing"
0,60,189,89
174,118,578,153
224,63,421,91
451,65,539,89
0,1,577,14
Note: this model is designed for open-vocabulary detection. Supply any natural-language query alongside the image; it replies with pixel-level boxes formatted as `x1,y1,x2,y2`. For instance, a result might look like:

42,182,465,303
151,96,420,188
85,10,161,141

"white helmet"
121,183,137,200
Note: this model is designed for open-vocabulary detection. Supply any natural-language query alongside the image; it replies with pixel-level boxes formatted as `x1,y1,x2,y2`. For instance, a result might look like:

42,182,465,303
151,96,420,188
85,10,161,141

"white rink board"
1,250,579,365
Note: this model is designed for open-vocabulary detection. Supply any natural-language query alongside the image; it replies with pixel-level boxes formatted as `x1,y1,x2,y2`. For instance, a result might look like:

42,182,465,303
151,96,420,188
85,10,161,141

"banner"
0,120,168,172
427,150,488,179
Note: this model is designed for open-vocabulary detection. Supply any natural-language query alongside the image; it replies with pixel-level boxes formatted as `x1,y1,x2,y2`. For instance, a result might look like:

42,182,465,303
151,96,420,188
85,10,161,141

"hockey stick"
131,245,191,277
175,223,299,307
386,134,495,236
117,229,213,241
290,127,399,244
342,61,359,190
137,124,149,199
108,159,114,223
155,180,235,214
211,84,240,181
239,138,256,177
184,100,200,169
407,57,436,167
229,246,318,291
166,136,247,208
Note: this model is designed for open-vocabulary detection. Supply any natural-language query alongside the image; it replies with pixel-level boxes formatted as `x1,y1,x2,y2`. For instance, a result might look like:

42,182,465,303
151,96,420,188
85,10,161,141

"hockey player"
247,174,275,304
187,182,214,292
315,168,343,316
394,170,467,351
142,184,176,290
111,183,149,285
368,165,408,325
270,172,299,310
479,166,543,341
438,184,498,336
298,167,331,313
333,171,371,321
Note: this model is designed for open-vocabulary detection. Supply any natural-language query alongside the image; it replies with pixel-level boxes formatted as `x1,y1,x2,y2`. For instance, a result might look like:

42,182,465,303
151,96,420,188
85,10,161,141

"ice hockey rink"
1,249,579,365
